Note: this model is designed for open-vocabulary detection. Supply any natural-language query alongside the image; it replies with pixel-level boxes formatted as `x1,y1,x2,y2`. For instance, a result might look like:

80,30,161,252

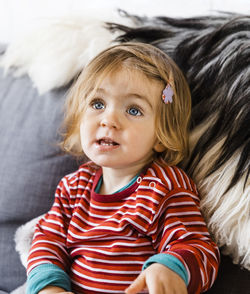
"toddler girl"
26,43,219,294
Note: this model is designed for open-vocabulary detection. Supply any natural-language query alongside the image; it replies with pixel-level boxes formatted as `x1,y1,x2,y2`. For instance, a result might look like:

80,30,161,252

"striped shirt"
27,161,219,293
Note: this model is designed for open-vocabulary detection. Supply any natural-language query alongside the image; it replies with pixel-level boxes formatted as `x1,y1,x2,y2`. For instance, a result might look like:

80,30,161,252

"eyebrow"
125,93,153,109
95,88,153,109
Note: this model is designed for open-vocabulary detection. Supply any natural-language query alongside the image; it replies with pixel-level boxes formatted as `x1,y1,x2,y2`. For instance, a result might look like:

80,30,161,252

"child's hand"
125,263,188,294
38,286,74,294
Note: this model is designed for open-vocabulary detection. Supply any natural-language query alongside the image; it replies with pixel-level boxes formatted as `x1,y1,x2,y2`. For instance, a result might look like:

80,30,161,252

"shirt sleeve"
26,264,71,294
143,253,188,285
27,176,73,278
147,187,220,294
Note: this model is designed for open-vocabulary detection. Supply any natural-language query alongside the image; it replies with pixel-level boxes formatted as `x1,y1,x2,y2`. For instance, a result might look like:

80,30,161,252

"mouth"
96,137,119,146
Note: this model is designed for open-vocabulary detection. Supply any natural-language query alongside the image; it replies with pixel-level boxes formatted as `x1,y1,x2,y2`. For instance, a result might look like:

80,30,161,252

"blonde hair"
61,42,191,166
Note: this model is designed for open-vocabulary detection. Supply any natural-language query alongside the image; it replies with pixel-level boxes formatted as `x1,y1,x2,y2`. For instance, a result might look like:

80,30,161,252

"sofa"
0,12,249,293
0,44,79,293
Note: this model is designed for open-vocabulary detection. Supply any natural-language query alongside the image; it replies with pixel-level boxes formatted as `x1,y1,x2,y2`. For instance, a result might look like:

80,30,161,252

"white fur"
0,13,132,94
190,123,250,269
11,216,43,294
15,215,43,268
10,283,26,294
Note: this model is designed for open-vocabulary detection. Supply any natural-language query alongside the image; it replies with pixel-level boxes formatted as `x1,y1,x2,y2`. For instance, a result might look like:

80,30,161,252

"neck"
100,165,145,195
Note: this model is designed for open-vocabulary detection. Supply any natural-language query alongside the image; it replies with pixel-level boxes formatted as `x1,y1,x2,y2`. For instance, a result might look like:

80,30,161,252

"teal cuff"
143,253,188,285
26,263,71,294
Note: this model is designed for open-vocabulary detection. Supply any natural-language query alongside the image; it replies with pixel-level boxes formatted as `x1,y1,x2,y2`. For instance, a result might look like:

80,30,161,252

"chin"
106,12,250,269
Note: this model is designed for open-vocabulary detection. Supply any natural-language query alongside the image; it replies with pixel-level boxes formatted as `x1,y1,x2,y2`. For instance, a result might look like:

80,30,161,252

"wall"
0,0,249,43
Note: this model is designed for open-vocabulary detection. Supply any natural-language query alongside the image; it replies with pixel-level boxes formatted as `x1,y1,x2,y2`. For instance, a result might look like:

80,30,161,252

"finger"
125,273,146,294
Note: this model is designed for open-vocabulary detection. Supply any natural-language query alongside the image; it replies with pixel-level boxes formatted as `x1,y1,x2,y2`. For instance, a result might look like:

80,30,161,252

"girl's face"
80,67,163,173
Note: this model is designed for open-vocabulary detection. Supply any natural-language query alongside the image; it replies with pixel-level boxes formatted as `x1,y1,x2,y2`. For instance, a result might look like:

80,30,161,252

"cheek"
129,122,156,147
80,123,88,148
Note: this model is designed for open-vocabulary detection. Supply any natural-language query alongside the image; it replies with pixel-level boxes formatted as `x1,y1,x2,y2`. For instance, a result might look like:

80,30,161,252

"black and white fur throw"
107,11,250,270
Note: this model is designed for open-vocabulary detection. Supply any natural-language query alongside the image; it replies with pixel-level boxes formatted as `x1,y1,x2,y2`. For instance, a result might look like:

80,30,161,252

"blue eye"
92,101,105,110
127,107,142,116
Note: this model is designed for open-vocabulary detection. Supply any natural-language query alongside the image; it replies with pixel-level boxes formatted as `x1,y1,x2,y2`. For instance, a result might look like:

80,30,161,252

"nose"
100,109,121,129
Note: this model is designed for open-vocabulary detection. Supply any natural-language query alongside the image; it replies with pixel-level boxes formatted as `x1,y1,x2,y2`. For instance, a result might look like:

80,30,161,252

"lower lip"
94,142,120,152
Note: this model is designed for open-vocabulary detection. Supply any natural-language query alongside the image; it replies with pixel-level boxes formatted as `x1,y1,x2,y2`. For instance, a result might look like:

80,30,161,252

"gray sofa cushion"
0,64,79,292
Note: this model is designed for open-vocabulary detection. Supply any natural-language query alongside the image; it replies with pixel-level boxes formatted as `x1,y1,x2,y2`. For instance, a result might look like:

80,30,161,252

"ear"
153,141,165,153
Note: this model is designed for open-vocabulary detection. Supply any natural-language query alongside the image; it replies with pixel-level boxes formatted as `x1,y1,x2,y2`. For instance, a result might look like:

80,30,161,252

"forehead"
96,66,164,106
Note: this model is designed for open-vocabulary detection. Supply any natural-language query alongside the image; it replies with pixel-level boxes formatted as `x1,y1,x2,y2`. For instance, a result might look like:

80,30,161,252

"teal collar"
95,174,139,194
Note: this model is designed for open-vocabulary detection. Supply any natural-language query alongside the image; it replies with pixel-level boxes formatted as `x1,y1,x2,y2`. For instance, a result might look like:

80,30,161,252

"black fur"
107,11,250,193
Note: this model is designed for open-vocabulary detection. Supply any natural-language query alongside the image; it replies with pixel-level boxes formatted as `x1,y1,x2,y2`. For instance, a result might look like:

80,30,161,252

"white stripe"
29,246,61,256
168,201,195,207
183,221,207,226
157,164,172,189
169,166,181,188
136,194,160,204
167,211,201,218
71,278,127,293
62,177,71,195
182,172,193,191
139,185,165,197
170,191,200,202
48,210,62,217
70,175,90,184
71,247,154,256
89,218,147,233
200,264,206,286
169,251,191,285
68,230,107,240
136,202,156,213
90,202,122,210
54,202,71,210
73,212,100,227
178,232,210,241
32,239,67,252
210,263,218,287
44,218,64,228
114,210,152,224
83,255,144,265
29,247,66,265
148,167,157,177
75,259,141,274
72,267,133,284
76,203,110,219
47,210,71,220
27,261,52,274
55,192,68,200
28,255,59,263
160,228,187,251
163,220,183,231
143,176,163,184
72,187,91,196
196,244,219,261
176,168,187,189
70,220,90,232
67,233,138,243
40,224,66,238
71,240,151,249
49,206,71,219
122,202,156,215
70,184,91,190
78,166,93,174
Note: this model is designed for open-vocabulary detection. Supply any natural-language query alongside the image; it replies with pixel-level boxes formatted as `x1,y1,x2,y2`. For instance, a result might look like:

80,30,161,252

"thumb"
125,272,146,294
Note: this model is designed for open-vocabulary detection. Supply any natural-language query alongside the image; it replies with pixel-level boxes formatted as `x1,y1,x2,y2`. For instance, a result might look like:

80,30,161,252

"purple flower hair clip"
162,84,174,104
